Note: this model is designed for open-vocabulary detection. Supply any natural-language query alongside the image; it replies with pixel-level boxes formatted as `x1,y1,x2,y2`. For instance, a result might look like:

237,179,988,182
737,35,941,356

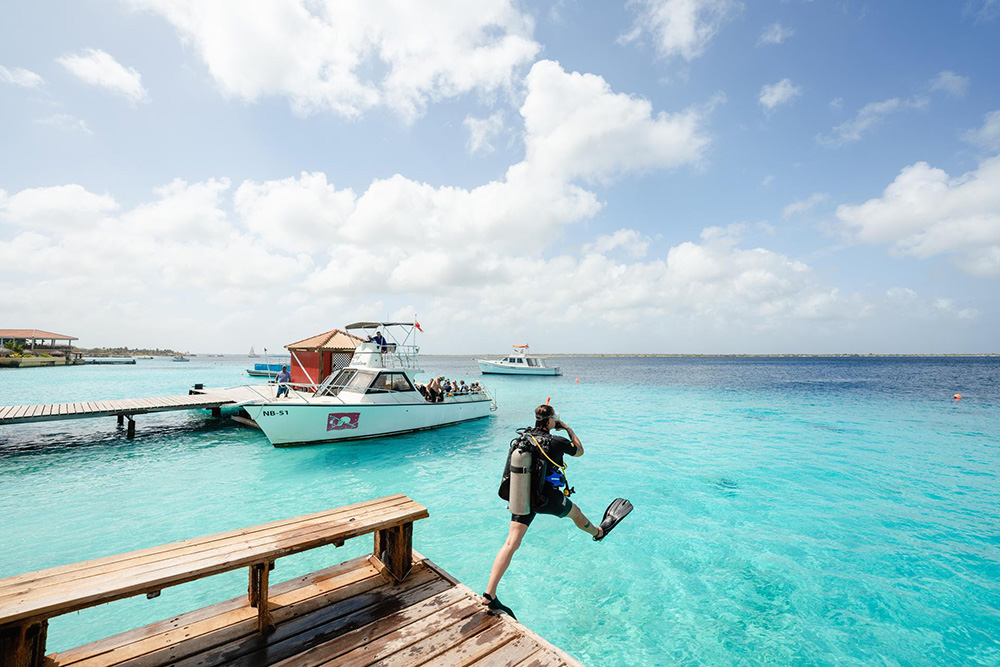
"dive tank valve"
508,448,532,516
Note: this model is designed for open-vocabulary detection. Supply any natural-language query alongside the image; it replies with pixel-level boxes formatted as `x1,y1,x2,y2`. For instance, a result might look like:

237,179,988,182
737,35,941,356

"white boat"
243,322,496,447
477,345,560,376
172,356,190,362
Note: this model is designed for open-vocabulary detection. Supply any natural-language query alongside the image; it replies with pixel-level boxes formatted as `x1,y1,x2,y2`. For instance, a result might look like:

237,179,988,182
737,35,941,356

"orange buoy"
953,393,962,400
575,378,580,382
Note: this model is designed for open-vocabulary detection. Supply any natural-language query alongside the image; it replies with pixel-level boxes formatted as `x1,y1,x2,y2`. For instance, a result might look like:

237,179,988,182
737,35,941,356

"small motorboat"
172,356,190,362
246,363,285,378
477,345,560,376
243,322,496,446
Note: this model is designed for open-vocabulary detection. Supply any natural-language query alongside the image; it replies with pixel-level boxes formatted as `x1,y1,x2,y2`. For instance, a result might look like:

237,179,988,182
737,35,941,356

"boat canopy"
345,322,416,330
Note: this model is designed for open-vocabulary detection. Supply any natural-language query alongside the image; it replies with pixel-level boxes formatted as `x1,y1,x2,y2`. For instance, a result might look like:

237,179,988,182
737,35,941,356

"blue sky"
1,0,998,354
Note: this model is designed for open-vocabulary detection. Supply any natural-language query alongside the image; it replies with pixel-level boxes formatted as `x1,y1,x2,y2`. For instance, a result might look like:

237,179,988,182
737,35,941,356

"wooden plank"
0,496,416,597
323,594,490,667
416,622,521,667
50,557,386,667
374,604,502,667
0,502,428,622
479,639,545,666
0,406,15,420
170,570,451,667
40,404,53,417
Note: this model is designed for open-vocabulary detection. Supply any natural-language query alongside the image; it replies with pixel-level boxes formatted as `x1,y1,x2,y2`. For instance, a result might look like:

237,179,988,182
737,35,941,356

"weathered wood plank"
323,594,489,667
477,638,545,666
416,622,521,667
373,603,503,667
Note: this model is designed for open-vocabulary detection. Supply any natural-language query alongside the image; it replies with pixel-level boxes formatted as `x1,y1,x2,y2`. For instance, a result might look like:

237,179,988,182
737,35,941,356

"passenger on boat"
426,376,443,402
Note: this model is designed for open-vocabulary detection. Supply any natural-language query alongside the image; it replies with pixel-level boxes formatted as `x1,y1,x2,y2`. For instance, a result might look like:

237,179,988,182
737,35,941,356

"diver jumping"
482,402,632,619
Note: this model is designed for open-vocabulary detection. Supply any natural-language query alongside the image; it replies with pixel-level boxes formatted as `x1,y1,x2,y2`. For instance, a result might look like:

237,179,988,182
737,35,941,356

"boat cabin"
499,355,545,367
314,367,418,398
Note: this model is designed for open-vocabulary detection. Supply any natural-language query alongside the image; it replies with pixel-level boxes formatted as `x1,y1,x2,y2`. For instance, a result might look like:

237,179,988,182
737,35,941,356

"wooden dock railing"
0,494,428,667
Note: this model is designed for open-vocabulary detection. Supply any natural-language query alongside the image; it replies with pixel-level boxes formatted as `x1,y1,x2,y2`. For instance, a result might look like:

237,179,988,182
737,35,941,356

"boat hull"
478,361,560,376
244,397,494,446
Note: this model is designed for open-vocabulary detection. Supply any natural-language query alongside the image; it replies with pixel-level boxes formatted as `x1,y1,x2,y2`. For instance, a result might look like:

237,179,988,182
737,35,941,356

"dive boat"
243,322,496,447
477,345,560,376
172,356,190,362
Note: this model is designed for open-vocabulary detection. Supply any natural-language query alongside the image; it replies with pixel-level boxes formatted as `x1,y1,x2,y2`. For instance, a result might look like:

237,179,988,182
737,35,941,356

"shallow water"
1,356,998,665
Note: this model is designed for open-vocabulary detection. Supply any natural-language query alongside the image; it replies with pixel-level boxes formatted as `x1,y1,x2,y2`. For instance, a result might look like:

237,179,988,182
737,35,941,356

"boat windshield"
366,372,416,394
315,368,378,397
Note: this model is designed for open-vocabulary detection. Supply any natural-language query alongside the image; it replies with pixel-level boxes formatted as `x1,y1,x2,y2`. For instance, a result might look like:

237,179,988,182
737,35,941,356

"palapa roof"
285,328,365,351
0,329,78,341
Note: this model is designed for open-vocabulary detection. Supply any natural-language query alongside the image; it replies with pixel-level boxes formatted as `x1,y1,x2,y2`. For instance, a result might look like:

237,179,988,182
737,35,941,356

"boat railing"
351,342,422,371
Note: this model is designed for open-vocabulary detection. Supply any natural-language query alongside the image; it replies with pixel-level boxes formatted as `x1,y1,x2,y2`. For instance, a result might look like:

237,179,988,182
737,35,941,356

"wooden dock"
0,385,275,437
0,495,582,667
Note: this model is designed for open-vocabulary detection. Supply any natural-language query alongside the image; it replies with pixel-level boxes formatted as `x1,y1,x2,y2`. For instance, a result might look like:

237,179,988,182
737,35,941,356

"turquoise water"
1,356,998,665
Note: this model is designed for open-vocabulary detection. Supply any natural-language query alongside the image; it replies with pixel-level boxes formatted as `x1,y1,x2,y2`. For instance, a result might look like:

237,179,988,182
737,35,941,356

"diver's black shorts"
511,485,573,526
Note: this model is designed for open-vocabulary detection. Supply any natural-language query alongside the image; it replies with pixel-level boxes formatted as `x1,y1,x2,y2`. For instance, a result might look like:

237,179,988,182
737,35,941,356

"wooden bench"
0,494,427,667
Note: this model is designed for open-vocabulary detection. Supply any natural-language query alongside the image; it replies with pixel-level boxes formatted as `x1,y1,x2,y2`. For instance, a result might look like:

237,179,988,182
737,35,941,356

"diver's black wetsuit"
511,432,577,526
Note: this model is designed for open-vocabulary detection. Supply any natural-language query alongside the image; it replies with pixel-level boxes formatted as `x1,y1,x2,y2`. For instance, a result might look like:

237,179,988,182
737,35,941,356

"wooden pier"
0,386,273,438
0,495,582,667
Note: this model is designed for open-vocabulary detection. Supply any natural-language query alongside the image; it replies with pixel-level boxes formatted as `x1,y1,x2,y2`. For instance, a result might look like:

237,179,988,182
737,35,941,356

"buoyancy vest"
497,428,573,506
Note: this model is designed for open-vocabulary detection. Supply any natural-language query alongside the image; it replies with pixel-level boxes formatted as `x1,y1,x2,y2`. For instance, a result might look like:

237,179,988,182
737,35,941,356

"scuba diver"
482,402,632,619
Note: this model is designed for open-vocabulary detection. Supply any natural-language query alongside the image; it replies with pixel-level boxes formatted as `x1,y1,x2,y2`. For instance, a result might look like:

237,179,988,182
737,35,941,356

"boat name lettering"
327,413,361,431
262,409,289,417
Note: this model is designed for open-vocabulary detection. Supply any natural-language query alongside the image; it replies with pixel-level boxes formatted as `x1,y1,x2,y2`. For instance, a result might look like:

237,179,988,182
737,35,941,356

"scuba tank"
507,448,533,515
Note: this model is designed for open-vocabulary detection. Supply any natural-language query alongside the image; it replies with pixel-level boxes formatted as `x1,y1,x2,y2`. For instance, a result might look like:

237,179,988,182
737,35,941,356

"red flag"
415,321,423,332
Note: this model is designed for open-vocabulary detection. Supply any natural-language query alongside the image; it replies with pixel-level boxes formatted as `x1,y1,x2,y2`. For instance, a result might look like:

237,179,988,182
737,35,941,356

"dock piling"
126,416,135,439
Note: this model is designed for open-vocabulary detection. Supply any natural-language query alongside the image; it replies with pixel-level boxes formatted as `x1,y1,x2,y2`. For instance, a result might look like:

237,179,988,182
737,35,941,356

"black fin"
483,593,517,620
594,498,633,542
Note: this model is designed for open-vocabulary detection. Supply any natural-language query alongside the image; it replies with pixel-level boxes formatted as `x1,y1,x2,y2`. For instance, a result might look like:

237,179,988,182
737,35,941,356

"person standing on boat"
481,404,631,619
275,365,291,398
371,330,388,353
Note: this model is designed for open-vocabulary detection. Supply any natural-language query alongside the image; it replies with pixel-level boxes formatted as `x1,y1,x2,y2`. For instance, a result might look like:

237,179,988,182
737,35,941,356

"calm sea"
1,355,998,665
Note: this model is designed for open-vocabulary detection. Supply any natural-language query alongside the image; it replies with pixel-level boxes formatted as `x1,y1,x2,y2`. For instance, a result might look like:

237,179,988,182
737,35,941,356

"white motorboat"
477,345,561,376
243,322,496,446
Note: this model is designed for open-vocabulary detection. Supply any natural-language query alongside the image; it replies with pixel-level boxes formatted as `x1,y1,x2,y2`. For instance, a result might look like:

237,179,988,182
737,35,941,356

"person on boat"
371,330,388,353
481,404,632,619
426,376,443,402
275,365,291,398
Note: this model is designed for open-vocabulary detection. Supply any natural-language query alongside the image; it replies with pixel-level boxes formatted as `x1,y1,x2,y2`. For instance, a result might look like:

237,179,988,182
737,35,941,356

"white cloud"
965,0,1000,22
783,193,829,218
929,70,969,97
56,49,149,104
836,156,1000,277
0,65,44,88
761,175,775,187
129,0,540,122
757,22,793,46
622,0,740,61
234,172,356,253
759,78,801,112
521,60,710,184
35,113,92,135
818,96,927,147
121,178,233,239
581,229,650,258
962,109,1000,152
464,112,505,155
0,184,118,231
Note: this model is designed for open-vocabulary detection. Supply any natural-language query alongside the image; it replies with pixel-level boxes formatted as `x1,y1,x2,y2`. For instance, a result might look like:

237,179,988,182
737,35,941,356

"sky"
1,0,999,354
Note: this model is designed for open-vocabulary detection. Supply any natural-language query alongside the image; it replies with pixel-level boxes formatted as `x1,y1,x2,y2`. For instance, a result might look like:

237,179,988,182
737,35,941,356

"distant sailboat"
249,346,258,358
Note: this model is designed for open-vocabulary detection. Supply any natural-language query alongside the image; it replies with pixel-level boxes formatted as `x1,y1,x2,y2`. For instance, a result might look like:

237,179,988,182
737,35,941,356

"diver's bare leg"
483,521,529,601
567,504,602,539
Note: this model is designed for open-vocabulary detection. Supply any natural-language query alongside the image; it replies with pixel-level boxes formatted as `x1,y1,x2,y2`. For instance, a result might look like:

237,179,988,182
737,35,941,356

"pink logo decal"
327,413,360,431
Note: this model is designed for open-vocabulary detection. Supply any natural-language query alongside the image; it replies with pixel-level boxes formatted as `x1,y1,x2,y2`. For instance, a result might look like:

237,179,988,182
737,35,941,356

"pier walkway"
0,495,582,667
0,385,274,437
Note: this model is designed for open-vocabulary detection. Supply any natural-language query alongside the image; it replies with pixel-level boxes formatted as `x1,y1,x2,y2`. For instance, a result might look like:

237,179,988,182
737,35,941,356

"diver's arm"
557,421,583,456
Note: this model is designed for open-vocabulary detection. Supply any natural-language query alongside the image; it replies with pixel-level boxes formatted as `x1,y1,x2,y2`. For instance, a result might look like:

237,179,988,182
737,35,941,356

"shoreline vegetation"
77,347,186,357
